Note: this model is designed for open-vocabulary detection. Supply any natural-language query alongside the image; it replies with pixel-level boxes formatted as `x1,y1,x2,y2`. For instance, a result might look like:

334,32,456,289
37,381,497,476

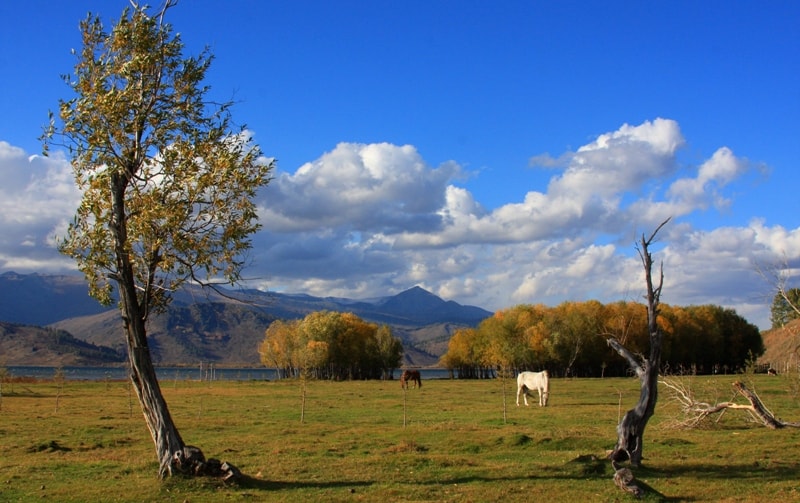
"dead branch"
661,377,800,429
606,337,645,378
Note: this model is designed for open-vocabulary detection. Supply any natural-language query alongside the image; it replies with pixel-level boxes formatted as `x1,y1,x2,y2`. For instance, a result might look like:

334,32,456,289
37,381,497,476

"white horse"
516,370,550,407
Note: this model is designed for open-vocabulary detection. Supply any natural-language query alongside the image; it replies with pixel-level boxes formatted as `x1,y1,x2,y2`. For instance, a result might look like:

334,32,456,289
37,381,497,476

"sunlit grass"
1,375,799,501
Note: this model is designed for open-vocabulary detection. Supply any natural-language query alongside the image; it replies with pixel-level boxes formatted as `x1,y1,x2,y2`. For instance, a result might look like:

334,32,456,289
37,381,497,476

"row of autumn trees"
259,311,404,380
440,300,764,378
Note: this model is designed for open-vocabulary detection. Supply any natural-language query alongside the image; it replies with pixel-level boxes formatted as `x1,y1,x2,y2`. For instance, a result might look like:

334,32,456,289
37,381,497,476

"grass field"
1,374,799,502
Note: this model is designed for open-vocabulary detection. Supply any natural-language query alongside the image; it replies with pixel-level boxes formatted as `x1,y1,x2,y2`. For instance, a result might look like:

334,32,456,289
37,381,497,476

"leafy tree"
259,320,301,378
374,324,404,380
771,288,800,328
339,312,380,379
298,311,348,378
518,304,553,367
547,301,605,377
714,305,764,372
479,310,531,372
261,312,401,381
439,327,479,377
477,311,534,422
42,2,273,478
600,301,648,376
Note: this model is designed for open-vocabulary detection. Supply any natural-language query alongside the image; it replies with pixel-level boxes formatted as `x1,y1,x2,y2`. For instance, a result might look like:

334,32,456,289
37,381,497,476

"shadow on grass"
413,472,684,503
233,475,373,492
641,459,800,481
395,455,798,502
215,457,795,502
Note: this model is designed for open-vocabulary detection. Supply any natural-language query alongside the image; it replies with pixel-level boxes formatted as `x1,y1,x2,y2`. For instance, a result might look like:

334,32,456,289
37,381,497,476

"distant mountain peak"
405,285,434,295
1,272,493,366
380,286,444,309
397,285,441,299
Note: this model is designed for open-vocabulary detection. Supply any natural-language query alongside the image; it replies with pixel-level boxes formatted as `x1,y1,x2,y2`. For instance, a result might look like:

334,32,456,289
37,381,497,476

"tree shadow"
411,472,686,502
233,474,373,493
403,453,799,503
640,460,800,482
222,457,795,502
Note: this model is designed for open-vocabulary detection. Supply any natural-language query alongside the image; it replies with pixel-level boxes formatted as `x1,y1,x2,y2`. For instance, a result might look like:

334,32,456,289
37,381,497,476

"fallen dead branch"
661,377,800,429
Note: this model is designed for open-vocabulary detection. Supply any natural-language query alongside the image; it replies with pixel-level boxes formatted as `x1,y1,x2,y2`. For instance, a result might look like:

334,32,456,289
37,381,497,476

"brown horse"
400,369,422,389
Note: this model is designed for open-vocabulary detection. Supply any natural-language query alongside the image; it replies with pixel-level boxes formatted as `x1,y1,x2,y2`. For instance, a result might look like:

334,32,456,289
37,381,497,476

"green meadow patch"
1,375,800,502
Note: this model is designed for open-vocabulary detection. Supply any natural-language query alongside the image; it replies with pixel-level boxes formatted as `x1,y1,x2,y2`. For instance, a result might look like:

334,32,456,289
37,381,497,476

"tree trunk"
120,277,190,477
610,353,659,467
607,336,661,467
127,334,187,477
661,377,800,429
732,381,786,429
124,308,239,480
110,170,200,478
607,218,669,489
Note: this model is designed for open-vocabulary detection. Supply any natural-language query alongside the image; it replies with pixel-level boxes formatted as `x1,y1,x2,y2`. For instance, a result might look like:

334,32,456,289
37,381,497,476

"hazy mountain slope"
51,303,277,365
0,271,113,325
2,271,493,367
0,321,124,366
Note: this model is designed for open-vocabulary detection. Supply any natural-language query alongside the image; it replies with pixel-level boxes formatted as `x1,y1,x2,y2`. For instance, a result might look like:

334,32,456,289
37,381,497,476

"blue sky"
1,1,798,329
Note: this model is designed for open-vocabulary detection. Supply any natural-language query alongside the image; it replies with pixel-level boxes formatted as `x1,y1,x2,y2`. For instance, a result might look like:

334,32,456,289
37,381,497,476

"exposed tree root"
612,466,644,499
172,446,242,483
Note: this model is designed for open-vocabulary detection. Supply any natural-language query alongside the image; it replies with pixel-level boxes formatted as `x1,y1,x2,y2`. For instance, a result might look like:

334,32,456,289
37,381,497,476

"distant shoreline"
5,365,451,381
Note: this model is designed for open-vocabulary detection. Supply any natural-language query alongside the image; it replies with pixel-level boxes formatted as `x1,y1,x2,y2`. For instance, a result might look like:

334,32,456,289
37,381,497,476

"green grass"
1,375,800,502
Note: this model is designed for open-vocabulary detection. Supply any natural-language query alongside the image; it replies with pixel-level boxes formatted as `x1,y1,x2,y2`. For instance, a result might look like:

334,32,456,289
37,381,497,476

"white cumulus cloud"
0,119,795,329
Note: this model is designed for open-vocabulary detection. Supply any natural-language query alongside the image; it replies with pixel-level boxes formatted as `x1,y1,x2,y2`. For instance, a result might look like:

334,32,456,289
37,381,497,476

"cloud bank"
1,119,796,329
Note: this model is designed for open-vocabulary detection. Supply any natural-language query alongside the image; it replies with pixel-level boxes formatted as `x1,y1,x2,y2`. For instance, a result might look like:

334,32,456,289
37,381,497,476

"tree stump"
613,467,644,498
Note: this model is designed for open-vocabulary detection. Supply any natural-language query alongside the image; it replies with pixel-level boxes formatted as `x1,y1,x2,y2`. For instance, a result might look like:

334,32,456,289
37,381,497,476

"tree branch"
606,337,645,378
661,377,800,429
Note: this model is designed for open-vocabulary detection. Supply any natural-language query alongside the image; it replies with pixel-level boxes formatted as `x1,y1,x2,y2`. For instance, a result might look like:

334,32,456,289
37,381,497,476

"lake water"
6,365,453,381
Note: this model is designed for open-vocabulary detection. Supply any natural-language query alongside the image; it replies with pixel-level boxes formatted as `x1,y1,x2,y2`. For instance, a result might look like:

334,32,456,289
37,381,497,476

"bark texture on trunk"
110,169,190,478
110,175,238,480
127,341,186,477
606,338,660,467
606,219,669,496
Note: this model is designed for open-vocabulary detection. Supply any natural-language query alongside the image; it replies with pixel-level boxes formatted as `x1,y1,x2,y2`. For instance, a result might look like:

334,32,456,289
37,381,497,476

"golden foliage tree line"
440,300,763,378
259,311,403,381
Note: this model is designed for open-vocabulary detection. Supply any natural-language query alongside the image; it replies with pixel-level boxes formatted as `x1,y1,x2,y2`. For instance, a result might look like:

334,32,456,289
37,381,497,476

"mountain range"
0,271,492,367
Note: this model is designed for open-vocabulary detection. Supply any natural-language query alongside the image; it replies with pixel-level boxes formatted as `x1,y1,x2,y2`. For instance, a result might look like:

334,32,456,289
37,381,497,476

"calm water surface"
7,365,452,381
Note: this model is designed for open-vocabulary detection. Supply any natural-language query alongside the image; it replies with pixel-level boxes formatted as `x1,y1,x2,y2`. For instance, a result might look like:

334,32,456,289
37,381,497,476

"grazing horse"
400,369,422,389
516,370,549,407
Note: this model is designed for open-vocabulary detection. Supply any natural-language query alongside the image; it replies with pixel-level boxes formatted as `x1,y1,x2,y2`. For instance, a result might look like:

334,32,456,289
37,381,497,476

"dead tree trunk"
606,337,660,467
732,381,787,428
606,218,670,495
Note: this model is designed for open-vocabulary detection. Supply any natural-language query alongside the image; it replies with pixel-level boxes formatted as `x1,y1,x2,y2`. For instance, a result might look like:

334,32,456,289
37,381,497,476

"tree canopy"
440,300,764,378
44,3,273,308
259,311,403,381
42,1,273,478
771,288,800,328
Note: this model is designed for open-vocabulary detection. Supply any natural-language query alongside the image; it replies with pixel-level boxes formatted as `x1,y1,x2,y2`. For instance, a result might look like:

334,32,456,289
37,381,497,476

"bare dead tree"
606,217,670,497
